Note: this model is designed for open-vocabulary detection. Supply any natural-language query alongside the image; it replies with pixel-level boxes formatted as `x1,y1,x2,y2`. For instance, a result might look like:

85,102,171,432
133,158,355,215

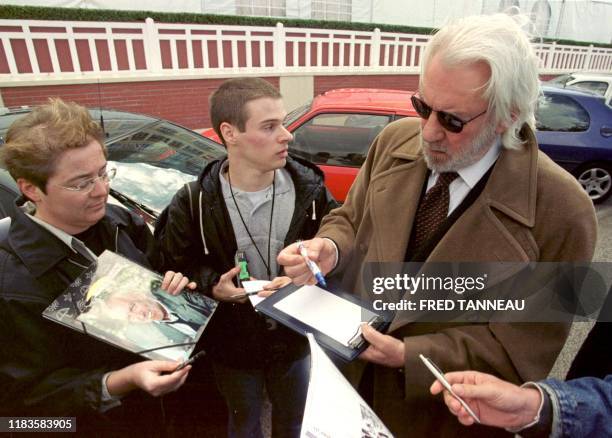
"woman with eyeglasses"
0,98,197,435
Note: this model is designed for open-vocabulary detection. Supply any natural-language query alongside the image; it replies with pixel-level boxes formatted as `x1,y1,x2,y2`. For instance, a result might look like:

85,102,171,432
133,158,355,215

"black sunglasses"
411,94,487,134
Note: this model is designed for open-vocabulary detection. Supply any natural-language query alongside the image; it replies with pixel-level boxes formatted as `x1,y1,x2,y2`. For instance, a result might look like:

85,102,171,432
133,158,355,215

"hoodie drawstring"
199,190,209,254
311,199,316,220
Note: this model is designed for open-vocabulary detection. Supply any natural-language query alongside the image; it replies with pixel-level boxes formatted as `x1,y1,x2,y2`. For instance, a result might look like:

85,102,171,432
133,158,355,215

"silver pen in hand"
229,290,262,299
419,354,481,424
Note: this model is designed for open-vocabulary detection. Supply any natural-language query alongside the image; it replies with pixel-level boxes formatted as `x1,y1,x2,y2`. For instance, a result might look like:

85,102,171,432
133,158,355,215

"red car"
202,88,417,201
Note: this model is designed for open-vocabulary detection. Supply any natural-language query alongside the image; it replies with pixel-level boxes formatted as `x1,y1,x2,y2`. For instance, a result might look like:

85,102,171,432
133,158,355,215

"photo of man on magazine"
44,250,217,362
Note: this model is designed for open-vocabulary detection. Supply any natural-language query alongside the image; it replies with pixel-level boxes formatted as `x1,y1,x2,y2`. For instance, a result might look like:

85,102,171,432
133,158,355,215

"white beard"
422,123,498,173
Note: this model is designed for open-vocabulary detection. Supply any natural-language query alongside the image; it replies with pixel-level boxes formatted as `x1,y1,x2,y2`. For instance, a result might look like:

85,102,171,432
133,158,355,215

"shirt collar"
219,159,292,199
432,136,502,189
25,212,96,260
158,300,177,323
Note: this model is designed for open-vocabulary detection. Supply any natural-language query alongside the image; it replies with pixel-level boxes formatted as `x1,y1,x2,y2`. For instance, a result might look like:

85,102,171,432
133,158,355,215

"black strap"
227,170,275,279
185,180,201,223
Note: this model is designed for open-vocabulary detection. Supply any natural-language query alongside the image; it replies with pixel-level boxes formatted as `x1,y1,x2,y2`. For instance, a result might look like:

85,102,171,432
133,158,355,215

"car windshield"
91,109,159,141
546,74,575,87
566,81,609,97
106,119,226,213
284,102,312,127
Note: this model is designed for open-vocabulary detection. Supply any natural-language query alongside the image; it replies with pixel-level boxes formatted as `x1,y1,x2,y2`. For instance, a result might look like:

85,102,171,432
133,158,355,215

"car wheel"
574,163,612,204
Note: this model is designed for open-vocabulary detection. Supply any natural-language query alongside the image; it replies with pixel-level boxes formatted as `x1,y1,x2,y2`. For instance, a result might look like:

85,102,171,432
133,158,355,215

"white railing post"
66,24,80,73
144,17,162,73
546,41,556,70
584,44,594,71
274,22,286,70
23,28,40,75
0,37,18,76
1,18,611,83
370,28,380,68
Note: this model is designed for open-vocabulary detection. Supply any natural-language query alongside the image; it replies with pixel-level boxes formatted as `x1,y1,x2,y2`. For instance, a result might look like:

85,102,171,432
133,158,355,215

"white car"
547,72,612,107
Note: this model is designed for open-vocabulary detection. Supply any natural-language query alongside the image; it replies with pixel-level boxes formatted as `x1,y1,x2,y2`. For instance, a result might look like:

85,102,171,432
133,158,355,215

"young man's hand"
212,266,246,302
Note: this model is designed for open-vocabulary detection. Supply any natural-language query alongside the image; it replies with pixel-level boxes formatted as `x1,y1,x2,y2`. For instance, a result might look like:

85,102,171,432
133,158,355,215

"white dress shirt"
427,137,502,216
26,213,98,261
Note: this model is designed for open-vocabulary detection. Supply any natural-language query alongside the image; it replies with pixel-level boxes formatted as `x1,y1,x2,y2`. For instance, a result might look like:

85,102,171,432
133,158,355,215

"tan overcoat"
317,117,597,437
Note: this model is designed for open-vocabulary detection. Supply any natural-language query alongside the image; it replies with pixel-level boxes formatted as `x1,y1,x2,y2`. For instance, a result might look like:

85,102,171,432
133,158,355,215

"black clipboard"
254,283,392,362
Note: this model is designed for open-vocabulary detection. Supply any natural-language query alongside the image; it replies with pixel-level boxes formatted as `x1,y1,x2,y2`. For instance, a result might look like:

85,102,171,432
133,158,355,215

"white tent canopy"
6,0,612,44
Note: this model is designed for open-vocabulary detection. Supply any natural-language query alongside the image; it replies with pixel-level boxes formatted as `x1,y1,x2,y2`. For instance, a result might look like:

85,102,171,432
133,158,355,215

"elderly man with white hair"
278,12,597,437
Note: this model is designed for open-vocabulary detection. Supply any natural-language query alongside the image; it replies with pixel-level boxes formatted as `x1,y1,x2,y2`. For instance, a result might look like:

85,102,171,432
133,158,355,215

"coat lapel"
369,156,428,262
428,127,539,263
389,128,540,331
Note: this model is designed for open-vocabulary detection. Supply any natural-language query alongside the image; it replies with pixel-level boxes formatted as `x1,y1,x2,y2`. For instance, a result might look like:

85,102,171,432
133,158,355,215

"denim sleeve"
539,375,612,438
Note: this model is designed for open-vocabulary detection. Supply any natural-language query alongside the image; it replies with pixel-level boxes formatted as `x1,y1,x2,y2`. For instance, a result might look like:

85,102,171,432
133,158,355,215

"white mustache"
425,142,447,153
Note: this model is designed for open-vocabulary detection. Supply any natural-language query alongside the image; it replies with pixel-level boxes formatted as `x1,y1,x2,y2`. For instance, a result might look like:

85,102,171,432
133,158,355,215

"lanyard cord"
227,169,275,279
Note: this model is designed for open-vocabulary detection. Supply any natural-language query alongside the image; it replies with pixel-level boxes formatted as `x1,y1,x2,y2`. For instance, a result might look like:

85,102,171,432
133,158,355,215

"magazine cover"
43,250,217,362
301,334,393,438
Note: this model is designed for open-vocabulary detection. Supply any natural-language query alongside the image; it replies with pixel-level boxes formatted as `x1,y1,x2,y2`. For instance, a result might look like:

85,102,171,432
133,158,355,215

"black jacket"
0,203,163,431
155,155,339,367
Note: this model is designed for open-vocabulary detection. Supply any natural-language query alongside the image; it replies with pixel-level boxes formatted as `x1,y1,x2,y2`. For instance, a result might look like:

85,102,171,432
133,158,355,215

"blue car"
537,86,612,203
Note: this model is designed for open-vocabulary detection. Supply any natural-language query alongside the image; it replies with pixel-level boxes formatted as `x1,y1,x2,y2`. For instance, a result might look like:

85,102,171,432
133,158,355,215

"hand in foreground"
430,371,542,429
212,266,246,302
359,323,404,368
107,360,191,398
277,238,336,285
258,276,292,298
161,271,197,295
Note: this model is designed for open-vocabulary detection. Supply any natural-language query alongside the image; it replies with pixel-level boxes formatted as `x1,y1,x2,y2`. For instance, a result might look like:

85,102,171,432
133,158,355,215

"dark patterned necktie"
412,172,459,250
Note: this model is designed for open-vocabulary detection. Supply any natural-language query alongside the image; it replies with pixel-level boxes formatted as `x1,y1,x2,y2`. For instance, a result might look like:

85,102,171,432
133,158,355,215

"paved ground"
548,195,611,379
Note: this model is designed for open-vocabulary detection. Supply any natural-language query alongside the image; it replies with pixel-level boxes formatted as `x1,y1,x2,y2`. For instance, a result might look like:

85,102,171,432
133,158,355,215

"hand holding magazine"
43,250,217,362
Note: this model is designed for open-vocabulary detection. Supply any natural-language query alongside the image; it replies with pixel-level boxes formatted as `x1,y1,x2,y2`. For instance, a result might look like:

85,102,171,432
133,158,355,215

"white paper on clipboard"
242,280,270,306
272,284,377,347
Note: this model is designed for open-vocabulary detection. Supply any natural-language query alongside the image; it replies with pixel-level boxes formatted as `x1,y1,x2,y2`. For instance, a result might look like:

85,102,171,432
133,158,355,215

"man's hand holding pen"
277,238,337,286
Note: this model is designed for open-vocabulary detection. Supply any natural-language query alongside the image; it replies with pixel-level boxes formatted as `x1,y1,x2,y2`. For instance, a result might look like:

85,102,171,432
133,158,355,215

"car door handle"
601,126,612,138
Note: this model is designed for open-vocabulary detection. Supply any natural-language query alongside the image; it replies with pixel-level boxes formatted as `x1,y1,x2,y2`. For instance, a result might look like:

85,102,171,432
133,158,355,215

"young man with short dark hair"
155,78,338,437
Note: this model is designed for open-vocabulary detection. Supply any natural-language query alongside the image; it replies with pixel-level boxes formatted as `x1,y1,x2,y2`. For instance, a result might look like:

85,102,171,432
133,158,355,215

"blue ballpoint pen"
297,241,327,288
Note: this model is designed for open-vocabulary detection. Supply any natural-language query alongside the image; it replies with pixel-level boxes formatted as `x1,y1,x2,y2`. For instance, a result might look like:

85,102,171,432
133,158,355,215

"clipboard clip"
347,315,382,349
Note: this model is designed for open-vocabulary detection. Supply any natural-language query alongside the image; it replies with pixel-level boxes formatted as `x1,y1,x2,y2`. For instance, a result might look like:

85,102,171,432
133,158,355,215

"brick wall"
315,74,420,95
315,73,558,96
539,74,559,82
1,77,280,129
1,73,560,129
